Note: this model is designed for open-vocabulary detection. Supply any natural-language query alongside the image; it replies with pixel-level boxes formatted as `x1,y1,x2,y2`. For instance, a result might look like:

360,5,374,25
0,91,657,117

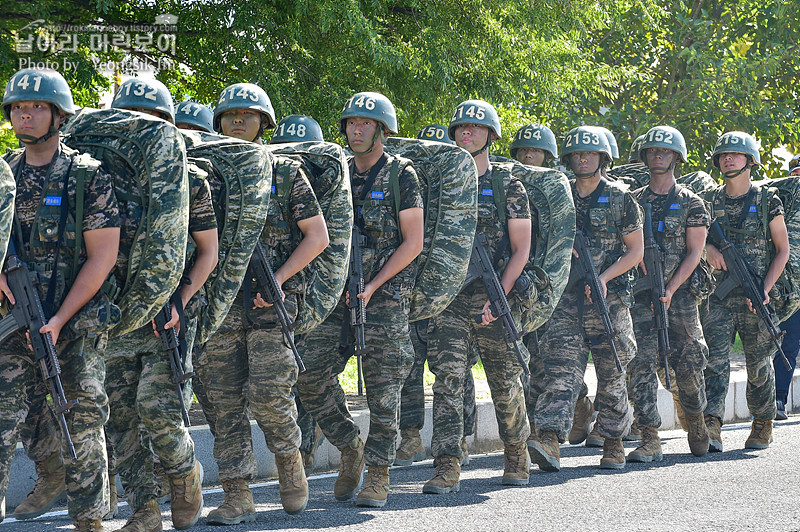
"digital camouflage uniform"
534,179,641,442
104,173,216,512
628,184,710,429
427,166,531,459
0,145,119,521
400,319,477,436
703,185,783,423
193,161,321,481
296,153,423,466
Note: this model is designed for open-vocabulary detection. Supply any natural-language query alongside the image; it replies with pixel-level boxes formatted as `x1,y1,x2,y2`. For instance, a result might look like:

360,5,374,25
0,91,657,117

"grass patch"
338,357,488,395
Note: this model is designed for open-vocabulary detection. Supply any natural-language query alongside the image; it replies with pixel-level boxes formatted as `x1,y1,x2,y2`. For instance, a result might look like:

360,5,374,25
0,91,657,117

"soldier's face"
570,151,601,174
125,107,170,121
454,123,489,152
176,122,205,131
220,109,262,141
791,168,800,177
9,100,59,138
516,147,546,167
644,147,676,170
345,118,381,154
718,152,749,174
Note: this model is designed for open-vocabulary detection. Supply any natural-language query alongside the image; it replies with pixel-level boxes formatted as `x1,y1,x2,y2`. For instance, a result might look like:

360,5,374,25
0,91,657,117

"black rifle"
249,241,305,372
709,220,791,370
642,203,675,389
470,232,529,376
153,293,193,427
343,225,371,395
572,230,623,372
0,240,77,458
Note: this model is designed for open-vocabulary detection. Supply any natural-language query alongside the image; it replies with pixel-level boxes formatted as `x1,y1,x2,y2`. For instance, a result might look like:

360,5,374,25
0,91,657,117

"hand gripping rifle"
343,225,372,395
643,203,676,389
249,241,305,372
0,240,77,458
572,230,623,372
153,291,194,427
470,232,529,376
708,220,791,370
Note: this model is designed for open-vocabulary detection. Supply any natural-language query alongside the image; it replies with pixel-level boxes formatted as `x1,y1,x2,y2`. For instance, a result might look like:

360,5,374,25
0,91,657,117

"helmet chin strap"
723,162,751,179
16,104,59,145
350,127,384,155
469,136,492,158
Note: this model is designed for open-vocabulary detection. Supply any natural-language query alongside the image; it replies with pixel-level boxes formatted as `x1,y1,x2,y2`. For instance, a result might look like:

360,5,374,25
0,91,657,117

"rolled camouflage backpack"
491,156,575,333
262,141,353,334
0,159,14,268
181,131,273,343
384,137,478,322
608,162,650,189
62,108,189,337
677,170,717,197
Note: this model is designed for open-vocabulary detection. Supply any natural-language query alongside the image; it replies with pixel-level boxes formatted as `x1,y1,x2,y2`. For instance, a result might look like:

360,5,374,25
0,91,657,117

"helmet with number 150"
639,125,687,165
417,124,455,145
175,101,214,133
213,82,277,135
112,77,175,123
560,125,612,177
339,92,398,135
3,68,75,144
271,114,324,144
509,124,558,161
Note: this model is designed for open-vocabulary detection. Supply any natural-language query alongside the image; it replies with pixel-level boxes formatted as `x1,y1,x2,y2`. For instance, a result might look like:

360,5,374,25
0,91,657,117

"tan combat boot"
167,460,203,530
206,478,256,525
568,396,595,445
585,423,604,448
103,474,119,520
627,427,662,463
744,419,773,450
705,414,723,452
685,412,710,456
116,498,162,532
13,451,66,520
394,428,425,466
623,422,642,442
528,430,561,472
333,436,365,501
674,395,688,432
422,455,461,494
501,442,530,485
460,436,470,466
355,465,390,508
73,517,103,531
599,437,626,470
275,450,308,515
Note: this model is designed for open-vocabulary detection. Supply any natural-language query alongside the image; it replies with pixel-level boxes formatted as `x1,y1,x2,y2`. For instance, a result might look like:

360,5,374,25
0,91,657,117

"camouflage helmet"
594,126,619,159
639,125,687,164
112,78,175,123
509,124,558,161
175,101,214,133
789,154,800,174
448,100,502,140
712,131,761,168
417,124,455,145
339,92,398,135
271,114,324,144
560,125,613,165
213,83,277,133
3,68,76,120
629,134,646,162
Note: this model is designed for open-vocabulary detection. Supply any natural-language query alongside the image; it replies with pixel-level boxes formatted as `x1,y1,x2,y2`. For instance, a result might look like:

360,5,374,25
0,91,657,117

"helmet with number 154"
271,114,324,144
509,124,558,161
3,68,75,144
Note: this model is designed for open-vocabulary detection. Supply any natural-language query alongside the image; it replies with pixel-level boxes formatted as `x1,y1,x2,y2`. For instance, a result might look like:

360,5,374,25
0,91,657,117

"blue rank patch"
44,196,61,206
270,185,276,193
749,205,757,213
670,203,680,209
371,191,384,199
658,221,665,232
597,196,610,203
481,188,494,196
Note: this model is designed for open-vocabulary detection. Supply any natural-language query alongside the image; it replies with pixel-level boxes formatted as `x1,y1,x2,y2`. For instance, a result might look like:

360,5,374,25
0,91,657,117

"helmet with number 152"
639,125,687,164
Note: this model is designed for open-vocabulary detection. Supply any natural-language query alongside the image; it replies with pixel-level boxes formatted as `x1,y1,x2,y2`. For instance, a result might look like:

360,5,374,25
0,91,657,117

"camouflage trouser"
535,289,636,442
193,294,301,482
296,287,415,467
702,289,778,422
400,319,477,436
19,382,63,463
427,283,530,459
629,289,708,429
104,322,196,511
295,389,318,454
0,332,109,520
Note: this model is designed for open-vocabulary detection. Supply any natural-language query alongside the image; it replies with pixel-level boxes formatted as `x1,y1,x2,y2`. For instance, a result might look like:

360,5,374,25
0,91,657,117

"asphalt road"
3,418,798,531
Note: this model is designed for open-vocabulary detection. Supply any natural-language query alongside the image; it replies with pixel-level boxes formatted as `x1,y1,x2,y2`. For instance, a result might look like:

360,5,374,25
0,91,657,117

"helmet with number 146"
339,91,398,134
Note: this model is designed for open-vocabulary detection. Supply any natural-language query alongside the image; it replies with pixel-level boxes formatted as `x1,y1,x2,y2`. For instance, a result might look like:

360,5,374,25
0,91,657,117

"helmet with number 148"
271,114,324,144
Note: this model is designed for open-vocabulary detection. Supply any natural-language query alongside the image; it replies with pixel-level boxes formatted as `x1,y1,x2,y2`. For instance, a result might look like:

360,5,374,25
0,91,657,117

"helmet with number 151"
712,131,761,168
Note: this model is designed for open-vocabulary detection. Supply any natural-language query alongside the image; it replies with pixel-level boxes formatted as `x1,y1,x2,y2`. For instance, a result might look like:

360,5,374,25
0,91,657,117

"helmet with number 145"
213,82,277,134
271,114,324,144
3,68,76,144
509,123,558,161
112,77,175,123
448,99,501,140
417,124,455,145
639,125,687,164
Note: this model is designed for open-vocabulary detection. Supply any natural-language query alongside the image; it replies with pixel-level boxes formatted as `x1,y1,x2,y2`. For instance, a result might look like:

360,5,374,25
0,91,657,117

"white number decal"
296,124,306,137
145,87,157,101
15,74,30,90
133,82,146,97
475,107,485,120
276,123,285,135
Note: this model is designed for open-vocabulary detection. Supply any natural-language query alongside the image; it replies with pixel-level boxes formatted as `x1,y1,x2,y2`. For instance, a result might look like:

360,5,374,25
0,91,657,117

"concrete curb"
6,370,799,508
